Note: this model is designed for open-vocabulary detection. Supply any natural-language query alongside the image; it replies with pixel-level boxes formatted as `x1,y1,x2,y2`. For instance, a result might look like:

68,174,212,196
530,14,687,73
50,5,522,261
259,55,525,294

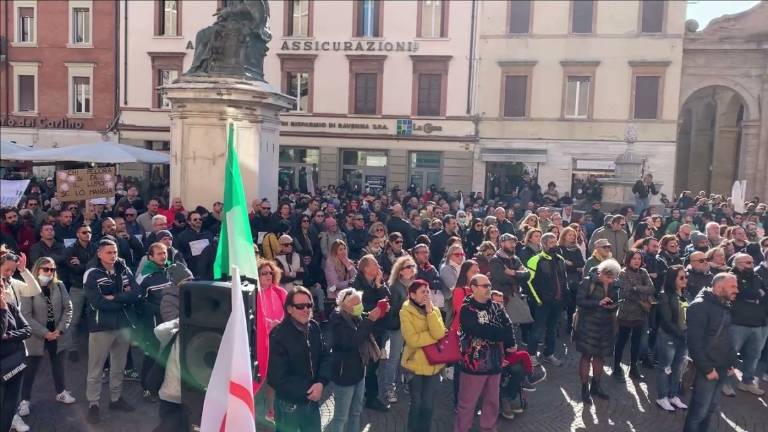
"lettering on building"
0,116,84,130
280,40,419,53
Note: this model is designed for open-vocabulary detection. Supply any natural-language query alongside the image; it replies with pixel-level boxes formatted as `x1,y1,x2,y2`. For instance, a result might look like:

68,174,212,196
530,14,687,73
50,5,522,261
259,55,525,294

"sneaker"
56,390,76,404
17,400,29,417
365,399,390,412
530,356,540,367
142,390,158,403
612,369,626,383
543,355,563,367
737,380,766,396
386,390,398,404
509,399,524,414
668,396,688,410
101,369,109,383
527,368,547,386
656,397,676,412
722,383,736,397
762,373,768,382
68,350,79,363
500,399,515,419
264,409,275,424
123,369,140,381
109,398,135,412
87,404,100,424
11,414,30,432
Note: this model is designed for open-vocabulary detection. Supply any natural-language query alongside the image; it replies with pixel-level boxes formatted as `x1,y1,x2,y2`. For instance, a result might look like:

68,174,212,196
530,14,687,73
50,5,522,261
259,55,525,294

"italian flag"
202,124,261,431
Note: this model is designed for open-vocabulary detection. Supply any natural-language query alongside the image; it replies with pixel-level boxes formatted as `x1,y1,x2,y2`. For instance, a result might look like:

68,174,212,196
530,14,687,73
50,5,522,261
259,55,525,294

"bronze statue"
185,0,272,82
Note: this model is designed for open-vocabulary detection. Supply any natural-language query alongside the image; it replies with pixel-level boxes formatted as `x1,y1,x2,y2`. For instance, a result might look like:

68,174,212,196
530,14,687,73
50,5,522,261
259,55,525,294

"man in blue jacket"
83,238,141,424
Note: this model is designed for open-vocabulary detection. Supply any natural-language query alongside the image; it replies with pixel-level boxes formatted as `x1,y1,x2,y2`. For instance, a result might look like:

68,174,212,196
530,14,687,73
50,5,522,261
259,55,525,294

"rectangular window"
72,76,91,114
565,76,590,118
503,75,527,118
354,73,378,114
17,7,35,43
161,0,178,36
641,0,664,33
417,73,442,116
571,0,593,34
508,0,531,34
72,8,91,44
634,75,660,119
287,0,309,37
158,69,178,109
420,0,444,38
356,0,380,37
287,72,310,112
18,75,35,112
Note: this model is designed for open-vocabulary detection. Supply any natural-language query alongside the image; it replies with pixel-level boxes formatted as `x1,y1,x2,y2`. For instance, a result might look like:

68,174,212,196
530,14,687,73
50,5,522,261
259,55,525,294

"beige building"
473,0,685,202
676,2,768,200
117,0,476,197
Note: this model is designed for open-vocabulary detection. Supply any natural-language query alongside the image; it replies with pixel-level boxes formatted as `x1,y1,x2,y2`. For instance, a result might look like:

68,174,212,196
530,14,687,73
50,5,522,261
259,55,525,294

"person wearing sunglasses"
18,257,75,419
61,224,94,361
256,259,287,424
0,251,40,307
0,276,32,432
267,286,330,432
685,251,714,302
584,238,613,276
378,232,408,280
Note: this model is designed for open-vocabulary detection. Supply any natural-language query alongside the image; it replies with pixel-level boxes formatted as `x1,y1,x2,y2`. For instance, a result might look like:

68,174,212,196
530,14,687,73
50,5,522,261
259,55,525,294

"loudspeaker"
179,280,255,430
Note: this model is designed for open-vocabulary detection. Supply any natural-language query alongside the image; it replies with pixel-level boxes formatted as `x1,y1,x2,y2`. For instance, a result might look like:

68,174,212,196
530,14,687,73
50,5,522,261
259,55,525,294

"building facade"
118,0,477,196
0,0,118,150
676,2,768,200
473,0,686,202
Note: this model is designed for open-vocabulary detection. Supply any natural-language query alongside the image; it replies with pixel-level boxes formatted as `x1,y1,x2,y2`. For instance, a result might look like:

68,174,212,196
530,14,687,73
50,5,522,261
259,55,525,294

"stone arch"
679,77,759,122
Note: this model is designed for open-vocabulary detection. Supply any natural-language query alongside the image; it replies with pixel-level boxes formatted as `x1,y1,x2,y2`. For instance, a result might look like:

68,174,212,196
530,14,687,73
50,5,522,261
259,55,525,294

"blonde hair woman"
519,214,539,231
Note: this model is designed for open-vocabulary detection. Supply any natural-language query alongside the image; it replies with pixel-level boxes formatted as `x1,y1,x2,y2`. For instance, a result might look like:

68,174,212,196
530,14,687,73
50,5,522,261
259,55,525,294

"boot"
628,364,644,381
581,383,593,405
590,378,610,400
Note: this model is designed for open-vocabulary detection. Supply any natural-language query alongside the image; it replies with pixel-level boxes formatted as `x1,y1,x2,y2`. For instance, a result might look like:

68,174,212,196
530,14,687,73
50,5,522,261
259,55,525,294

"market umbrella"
0,140,34,159
6,141,170,164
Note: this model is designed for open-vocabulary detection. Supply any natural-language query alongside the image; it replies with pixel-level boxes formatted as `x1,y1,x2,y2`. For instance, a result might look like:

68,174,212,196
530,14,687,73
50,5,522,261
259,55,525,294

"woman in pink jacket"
256,259,287,424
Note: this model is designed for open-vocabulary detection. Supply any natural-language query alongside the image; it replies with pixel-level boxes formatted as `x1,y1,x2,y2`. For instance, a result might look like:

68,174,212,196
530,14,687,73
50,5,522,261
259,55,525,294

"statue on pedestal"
185,0,271,81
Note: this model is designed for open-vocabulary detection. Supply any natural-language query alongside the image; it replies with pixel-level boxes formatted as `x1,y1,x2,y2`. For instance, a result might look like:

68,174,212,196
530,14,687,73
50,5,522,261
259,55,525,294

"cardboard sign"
56,167,116,202
0,180,30,208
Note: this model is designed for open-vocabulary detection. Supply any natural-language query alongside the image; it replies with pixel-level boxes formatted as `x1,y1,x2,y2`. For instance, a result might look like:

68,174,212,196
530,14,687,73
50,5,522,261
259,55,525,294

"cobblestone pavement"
22,329,768,432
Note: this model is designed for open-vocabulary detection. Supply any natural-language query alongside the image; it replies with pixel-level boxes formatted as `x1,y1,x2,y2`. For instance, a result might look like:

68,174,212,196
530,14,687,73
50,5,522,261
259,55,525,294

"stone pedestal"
599,150,663,212
163,77,293,208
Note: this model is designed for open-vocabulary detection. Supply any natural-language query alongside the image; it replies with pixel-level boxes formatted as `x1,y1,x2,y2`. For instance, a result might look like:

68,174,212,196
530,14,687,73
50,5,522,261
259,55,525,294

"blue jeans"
327,379,365,432
729,324,768,383
409,374,439,432
378,329,404,401
684,369,727,432
655,330,688,399
527,301,560,357
635,196,650,217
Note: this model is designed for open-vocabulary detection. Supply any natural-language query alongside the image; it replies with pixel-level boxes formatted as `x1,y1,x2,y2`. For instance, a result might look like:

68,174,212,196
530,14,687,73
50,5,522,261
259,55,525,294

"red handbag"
423,329,462,365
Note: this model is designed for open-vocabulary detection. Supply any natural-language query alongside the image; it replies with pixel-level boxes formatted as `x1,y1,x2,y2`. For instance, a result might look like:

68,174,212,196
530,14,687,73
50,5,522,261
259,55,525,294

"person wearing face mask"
721,253,768,397
326,288,382,432
18,257,75,419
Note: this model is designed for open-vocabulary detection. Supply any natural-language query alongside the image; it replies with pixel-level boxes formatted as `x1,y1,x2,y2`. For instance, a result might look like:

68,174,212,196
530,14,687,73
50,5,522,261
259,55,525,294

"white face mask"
37,275,52,285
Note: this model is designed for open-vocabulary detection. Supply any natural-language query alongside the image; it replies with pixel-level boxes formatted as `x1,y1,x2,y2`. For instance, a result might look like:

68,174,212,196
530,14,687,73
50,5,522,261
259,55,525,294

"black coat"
356,274,391,338
685,267,713,302
429,229,453,266
0,303,31,367
657,289,686,340
267,318,330,404
83,259,141,332
686,289,737,373
329,311,376,386
573,274,619,357
729,269,768,328
387,216,414,249
63,241,95,289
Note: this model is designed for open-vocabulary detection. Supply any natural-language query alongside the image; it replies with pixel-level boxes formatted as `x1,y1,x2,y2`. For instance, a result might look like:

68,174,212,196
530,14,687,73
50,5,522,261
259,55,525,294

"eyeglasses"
40,267,56,273
259,270,273,276
452,252,465,257
301,219,310,223
68,207,78,211
79,230,92,235
291,303,313,310
261,207,271,211
375,228,384,232
393,240,403,244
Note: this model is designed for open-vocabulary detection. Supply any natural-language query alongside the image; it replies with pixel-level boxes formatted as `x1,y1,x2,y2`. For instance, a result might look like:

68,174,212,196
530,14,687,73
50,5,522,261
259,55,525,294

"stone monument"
163,0,292,207
599,125,662,211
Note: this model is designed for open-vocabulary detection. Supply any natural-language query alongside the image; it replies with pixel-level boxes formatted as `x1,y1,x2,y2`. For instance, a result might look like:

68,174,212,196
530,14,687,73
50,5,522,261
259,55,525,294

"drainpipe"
465,0,477,117
123,0,128,106
4,0,10,117
107,0,121,136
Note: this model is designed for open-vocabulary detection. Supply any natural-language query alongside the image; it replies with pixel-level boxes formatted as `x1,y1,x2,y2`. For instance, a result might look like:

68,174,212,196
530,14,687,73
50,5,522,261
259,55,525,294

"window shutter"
641,0,664,33
508,0,531,34
572,0,593,34
504,75,527,117
634,76,660,119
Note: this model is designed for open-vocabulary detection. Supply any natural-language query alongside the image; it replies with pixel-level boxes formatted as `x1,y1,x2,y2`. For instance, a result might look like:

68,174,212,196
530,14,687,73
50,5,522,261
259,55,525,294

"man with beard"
722,253,768,397
730,226,764,265
28,222,66,270
495,207,516,236
686,251,714,302
525,233,567,366
346,213,367,260
705,222,722,248
640,237,664,292
0,208,20,251
684,231,709,258
676,223,693,252
429,215,458,266
489,234,530,316
175,211,214,279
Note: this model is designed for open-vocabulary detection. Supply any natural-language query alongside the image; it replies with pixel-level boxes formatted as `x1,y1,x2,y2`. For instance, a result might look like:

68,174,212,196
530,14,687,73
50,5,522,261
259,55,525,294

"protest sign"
56,167,116,202
0,180,30,208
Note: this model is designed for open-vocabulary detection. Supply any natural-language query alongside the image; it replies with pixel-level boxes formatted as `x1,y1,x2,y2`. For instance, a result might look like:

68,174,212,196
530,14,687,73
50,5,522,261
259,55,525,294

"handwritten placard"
56,167,115,202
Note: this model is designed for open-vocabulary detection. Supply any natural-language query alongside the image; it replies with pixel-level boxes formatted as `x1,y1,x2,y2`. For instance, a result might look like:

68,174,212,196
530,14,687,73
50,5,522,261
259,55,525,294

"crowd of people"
1,174,768,432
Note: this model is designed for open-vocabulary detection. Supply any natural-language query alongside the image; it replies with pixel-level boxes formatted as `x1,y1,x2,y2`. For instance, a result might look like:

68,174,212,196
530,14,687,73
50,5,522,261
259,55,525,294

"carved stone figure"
185,0,272,81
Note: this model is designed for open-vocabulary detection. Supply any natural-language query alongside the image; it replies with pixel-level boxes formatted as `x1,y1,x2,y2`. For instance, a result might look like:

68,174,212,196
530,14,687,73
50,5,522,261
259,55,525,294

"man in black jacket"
489,234,529,310
62,224,94,361
684,274,739,432
387,204,414,249
83,239,141,424
685,251,714,302
429,214,458,266
29,222,66,270
175,211,214,279
267,286,330,432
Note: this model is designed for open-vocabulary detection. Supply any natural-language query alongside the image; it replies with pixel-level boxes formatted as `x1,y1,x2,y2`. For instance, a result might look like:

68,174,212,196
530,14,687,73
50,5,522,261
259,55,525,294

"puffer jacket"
686,288,737,373
616,267,654,324
458,295,515,375
573,274,619,358
83,259,141,332
400,299,446,376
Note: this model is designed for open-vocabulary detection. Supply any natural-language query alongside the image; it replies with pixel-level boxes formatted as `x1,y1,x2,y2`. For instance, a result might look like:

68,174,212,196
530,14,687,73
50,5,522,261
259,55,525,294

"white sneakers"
17,400,30,417
668,396,688,409
737,380,766,396
656,397,676,412
11,414,30,432
56,390,77,404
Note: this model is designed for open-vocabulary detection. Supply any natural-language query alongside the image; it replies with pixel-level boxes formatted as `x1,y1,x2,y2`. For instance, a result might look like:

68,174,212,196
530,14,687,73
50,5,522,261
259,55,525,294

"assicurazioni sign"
281,40,419,53
0,116,84,130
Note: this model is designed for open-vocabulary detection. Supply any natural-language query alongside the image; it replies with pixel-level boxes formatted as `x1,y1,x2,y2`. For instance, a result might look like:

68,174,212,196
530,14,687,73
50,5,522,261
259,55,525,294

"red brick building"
0,0,118,149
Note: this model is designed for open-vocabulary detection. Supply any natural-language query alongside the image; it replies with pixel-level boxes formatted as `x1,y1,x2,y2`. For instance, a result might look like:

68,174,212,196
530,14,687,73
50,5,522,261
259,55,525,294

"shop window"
409,152,442,194
341,150,388,193
571,0,593,34
508,0,531,34
640,0,664,33
280,147,319,193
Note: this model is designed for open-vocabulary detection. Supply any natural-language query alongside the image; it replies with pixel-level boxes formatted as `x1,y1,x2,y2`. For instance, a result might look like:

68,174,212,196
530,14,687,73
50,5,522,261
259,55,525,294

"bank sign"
280,40,419,53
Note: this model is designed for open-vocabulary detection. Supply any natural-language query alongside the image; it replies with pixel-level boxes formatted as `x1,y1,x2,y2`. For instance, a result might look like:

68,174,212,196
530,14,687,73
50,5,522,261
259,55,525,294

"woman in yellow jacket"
400,279,446,432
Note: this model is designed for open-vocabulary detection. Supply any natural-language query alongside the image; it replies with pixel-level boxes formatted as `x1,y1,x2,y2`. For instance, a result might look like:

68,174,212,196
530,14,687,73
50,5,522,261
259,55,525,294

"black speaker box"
179,280,256,431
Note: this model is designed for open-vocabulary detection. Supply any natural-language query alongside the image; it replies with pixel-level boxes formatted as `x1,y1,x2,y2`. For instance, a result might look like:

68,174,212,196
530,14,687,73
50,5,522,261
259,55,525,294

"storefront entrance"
485,161,538,201
279,147,319,193
408,151,442,195
341,149,388,194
